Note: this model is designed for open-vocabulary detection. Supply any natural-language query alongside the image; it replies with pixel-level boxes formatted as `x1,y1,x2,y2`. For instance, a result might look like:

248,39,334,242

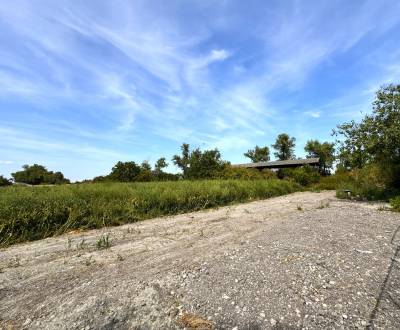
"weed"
96,234,111,249
0,179,300,247
297,204,303,211
66,238,72,249
391,196,400,212
84,255,94,266
116,254,124,261
317,201,330,209
76,238,87,250
8,256,21,268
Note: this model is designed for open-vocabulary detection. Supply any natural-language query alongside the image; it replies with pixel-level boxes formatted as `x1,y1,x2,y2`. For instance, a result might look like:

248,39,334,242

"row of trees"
93,157,178,183
243,134,335,175
1,85,398,186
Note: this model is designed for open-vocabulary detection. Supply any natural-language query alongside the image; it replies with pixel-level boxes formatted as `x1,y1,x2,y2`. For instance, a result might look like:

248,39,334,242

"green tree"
244,145,270,162
155,157,168,172
272,133,296,160
11,164,69,185
172,143,190,177
334,84,400,186
109,161,141,182
304,140,335,175
0,175,12,186
172,143,226,179
137,161,153,181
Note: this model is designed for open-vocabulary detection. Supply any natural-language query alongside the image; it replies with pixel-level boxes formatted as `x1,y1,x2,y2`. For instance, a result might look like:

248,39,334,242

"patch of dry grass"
179,313,213,330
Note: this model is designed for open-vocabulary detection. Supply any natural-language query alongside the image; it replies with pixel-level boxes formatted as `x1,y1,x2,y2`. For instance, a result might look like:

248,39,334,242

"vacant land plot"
1,191,399,329
0,179,300,247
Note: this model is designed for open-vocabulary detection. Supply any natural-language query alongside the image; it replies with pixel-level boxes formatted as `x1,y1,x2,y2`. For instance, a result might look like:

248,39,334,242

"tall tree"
172,143,226,179
244,145,270,163
154,157,168,173
272,133,296,160
109,161,141,182
304,140,335,175
172,143,190,177
334,84,400,185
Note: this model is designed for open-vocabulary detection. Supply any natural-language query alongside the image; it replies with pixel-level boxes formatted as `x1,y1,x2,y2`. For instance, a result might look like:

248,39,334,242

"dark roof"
233,157,320,169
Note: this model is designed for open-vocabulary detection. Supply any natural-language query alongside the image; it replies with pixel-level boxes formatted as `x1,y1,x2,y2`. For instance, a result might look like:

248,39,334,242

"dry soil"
1,191,400,329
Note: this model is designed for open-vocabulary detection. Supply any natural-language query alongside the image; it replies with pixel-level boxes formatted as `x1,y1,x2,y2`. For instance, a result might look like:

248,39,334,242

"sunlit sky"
1,0,400,181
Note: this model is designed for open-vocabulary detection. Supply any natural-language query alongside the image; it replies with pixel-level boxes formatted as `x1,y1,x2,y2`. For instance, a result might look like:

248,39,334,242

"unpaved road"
1,191,400,329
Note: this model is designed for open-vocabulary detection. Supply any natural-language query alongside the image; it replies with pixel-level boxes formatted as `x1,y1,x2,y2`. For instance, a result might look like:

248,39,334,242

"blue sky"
1,0,400,181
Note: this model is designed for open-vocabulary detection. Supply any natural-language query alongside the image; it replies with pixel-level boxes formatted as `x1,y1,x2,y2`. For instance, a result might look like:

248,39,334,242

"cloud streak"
1,0,400,180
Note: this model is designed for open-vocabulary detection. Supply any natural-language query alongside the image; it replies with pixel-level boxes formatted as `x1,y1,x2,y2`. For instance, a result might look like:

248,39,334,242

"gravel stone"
1,191,399,329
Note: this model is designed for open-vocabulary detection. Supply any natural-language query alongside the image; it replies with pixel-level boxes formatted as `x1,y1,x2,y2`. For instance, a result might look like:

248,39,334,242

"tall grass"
0,179,300,247
391,196,400,212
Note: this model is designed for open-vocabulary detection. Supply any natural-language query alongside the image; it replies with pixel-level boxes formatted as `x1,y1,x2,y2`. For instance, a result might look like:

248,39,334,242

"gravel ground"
1,191,399,329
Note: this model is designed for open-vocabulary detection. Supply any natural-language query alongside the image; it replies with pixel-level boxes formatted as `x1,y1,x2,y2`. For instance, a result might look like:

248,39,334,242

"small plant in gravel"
96,234,111,249
76,238,87,250
390,196,400,212
297,204,303,211
317,201,330,209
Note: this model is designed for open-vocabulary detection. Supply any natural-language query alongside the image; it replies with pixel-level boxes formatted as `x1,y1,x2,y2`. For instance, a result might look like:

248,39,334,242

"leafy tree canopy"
305,140,335,175
272,133,296,160
334,84,400,187
11,164,70,185
334,84,400,169
155,157,168,172
109,161,141,182
172,143,227,179
244,145,270,163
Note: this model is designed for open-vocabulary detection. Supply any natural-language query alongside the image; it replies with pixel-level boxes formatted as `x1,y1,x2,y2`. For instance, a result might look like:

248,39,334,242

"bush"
218,165,277,180
0,175,12,186
334,164,399,200
0,179,301,247
11,164,70,185
391,196,400,211
312,171,352,190
278,165,321,186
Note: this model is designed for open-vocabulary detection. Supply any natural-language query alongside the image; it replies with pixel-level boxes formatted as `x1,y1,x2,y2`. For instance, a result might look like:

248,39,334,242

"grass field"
0,179,301,247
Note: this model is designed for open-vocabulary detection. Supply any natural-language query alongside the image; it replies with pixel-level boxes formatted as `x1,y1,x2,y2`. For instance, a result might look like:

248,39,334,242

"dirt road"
1,191,400,329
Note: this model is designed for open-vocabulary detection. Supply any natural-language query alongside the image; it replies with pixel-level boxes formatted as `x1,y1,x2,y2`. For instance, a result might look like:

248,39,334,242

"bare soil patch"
1,191,399,329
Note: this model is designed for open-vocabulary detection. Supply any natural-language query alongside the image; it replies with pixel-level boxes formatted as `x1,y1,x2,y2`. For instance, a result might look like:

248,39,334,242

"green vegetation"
1,85,399,248
11,164,70,185
333,84,400,200
0,175,12,186
0,179,300,247
391,196,400,212
172,143,226,179
244,145,270,162
96,234,111,249
272,133,296,160
305,140,335,175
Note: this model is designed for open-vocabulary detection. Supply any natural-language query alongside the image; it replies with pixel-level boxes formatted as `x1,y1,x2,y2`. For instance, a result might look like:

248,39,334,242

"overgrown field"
0,179,300,247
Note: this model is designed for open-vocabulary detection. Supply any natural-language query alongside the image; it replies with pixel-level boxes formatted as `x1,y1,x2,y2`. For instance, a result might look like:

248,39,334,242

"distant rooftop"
233,157,320,169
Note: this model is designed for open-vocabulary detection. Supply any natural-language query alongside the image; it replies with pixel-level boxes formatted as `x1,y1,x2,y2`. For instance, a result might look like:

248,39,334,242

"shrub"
278,165,320,186
0,175,12,187
11,164,70,185
391,196,400,212
335,164,398,200
218,165,276,180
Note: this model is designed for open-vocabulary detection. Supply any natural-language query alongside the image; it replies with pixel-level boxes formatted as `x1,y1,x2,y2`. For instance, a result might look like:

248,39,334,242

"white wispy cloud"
0,0,399,179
